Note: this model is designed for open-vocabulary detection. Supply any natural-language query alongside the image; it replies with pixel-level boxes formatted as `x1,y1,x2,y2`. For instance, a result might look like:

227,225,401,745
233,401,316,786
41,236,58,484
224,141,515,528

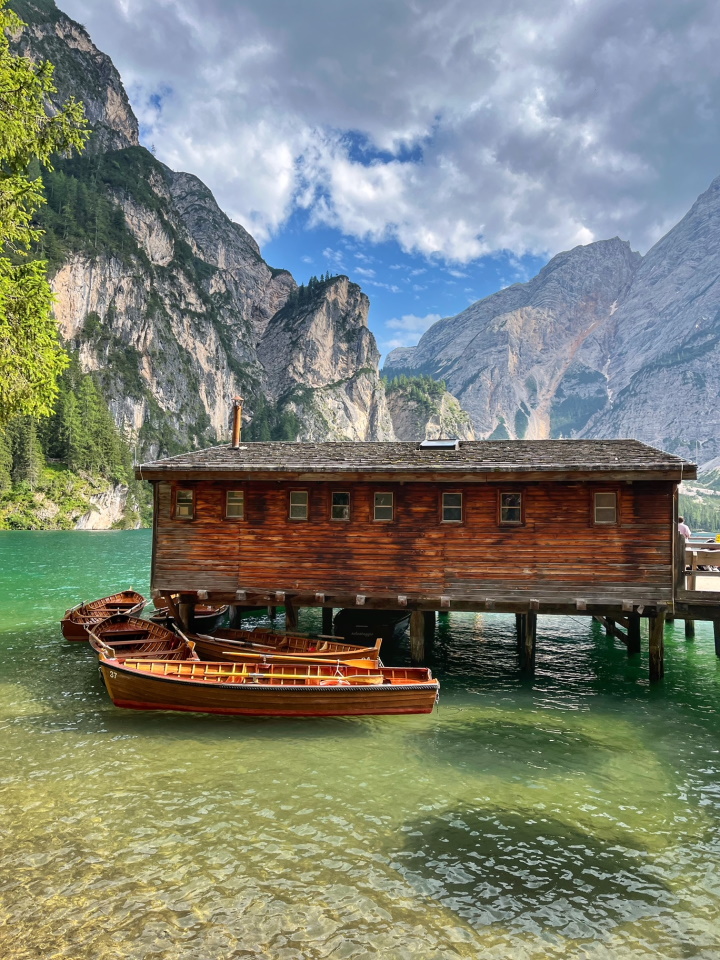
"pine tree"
8,416,43,486
0,426,11,491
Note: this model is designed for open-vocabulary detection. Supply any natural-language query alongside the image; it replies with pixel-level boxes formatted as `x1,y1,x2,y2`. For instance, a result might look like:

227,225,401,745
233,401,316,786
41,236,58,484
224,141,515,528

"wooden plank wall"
152,479,674,598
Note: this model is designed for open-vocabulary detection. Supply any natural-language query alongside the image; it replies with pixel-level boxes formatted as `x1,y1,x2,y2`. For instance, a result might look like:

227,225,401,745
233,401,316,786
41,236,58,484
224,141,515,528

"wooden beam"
627,613,641,657
519,611,537,674
593,614,629,646
285,599,298,630
410,609,425,664
684,619,695,640
648,611,666,681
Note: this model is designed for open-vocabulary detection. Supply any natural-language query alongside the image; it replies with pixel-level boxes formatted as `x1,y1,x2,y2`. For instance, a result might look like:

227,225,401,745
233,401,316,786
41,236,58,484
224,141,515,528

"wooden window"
442,492,462,522
331,492,350,520
225,490,244,519
374,492,393,521
500,492,522,525
289,490,309,520
594,491,617,524
175,489,194,520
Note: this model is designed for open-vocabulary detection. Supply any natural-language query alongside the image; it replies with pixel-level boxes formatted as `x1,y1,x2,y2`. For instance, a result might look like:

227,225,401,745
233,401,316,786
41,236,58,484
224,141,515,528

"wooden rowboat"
150,603,229,630
96,656,439,717
88,615,199,661
187,627,382,664
61,591,147,642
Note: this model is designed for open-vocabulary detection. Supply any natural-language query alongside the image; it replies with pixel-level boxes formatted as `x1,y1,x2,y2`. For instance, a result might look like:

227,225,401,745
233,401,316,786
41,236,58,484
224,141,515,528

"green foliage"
6,413,43,484
679,495,720,535
0,0,89,423
245,393,301,442
383,374,447,401
282,273,341,312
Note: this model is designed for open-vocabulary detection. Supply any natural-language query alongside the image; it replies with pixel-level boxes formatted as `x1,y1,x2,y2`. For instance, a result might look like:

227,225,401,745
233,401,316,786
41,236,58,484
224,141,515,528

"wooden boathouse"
137,435,698,681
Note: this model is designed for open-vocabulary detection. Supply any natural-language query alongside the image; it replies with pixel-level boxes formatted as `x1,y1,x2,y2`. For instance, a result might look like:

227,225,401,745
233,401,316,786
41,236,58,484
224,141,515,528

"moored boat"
333,608,410,646
187,627,382,664
88,614,199,661
150,603,229,631
96,655,439,717
61,591,147,642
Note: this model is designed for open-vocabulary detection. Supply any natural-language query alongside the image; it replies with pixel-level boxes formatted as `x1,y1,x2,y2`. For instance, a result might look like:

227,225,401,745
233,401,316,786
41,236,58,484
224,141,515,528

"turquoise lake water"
1,530,719,959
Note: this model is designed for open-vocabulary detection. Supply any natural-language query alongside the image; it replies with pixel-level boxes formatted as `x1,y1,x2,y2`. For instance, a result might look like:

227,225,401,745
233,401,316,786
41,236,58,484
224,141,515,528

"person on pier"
678,516,691,540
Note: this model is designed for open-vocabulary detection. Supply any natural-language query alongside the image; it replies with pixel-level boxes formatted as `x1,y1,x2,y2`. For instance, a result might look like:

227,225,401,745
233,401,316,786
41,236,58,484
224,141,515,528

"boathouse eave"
136,466,691,483
134,438,696,484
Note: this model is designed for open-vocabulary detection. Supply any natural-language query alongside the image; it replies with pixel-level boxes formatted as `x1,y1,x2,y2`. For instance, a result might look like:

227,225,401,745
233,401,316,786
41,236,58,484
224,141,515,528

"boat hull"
61,592,147,641
189,629,381,664
98,662,438,717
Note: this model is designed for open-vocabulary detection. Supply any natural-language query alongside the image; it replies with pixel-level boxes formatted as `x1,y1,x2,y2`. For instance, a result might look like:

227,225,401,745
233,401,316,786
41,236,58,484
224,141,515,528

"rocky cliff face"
385,179,720,465
12,0,392,453
386,383,475,441
385,239,640,441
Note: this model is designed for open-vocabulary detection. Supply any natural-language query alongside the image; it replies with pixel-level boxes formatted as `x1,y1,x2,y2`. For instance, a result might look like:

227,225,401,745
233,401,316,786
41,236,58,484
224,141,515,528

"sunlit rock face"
13,0,394,455
386,177,720,465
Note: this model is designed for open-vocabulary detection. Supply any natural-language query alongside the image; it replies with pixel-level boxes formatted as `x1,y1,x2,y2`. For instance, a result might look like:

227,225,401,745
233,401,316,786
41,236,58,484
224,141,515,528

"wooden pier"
136,436,716,683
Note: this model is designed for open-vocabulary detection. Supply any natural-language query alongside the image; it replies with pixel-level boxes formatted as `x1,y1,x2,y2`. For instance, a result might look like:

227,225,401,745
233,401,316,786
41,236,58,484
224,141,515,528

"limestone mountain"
384,179,720,466
11,0,392,456
384,376,475,441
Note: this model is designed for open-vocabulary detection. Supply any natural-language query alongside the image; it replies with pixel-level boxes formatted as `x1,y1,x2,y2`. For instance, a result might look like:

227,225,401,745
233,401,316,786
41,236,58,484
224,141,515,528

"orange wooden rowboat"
187,627,382,664
61,591,147,642
96,655,439,717
88,615,199,661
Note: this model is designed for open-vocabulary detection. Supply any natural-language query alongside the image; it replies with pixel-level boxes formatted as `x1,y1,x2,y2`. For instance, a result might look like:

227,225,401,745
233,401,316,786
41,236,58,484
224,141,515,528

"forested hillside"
0,360,149,529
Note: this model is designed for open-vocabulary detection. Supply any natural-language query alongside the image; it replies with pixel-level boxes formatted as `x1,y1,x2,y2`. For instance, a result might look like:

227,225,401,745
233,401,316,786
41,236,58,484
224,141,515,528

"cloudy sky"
61,0,720,358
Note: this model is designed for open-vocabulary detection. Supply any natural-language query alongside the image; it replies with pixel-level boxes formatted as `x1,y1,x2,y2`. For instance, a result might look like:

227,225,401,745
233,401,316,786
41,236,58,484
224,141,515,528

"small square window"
442,492,462,522
332,492,350,520
374,492,393,521
226,490,244,519
500,492,522,524
594,491,617,524
176,489,194,520
289,491,308,519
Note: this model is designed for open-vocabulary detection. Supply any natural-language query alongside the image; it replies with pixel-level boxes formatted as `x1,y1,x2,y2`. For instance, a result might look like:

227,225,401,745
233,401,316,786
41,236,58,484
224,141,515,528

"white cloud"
354,266,376,278
383,312,443,349
63,0,720,258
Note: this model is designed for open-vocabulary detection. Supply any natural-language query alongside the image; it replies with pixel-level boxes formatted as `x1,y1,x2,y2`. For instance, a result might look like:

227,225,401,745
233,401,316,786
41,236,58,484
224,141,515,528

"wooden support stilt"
515,613,525,652
410,609,425,664
229,605,243,629
423,611,436,654
627,613,641,657
684,619,695,640
285,600,298,631
648,611,666,682
594,614,629,646
268,606,277,621
519,612,537,674
322,606,333,635
605,618,615,637
178,602,195,632
714,621,720,659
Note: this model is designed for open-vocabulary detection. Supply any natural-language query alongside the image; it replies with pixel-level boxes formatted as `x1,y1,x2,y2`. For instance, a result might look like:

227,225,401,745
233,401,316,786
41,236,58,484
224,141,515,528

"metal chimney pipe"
231,396,244,448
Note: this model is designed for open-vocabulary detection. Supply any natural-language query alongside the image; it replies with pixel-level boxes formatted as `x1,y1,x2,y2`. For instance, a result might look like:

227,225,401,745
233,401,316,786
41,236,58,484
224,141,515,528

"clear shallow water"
1,531,719,959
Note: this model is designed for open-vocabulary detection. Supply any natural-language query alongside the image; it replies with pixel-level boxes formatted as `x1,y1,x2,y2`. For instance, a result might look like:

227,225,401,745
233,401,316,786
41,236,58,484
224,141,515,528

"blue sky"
262,213,545,363
61,0,720,364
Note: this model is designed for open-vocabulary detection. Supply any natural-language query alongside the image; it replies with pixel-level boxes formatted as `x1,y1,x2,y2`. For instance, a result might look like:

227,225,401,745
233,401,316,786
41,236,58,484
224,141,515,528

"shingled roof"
137,439,695,479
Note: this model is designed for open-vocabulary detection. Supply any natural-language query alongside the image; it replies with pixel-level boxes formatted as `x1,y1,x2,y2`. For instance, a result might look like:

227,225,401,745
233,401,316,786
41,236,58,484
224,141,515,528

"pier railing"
681,538,720,595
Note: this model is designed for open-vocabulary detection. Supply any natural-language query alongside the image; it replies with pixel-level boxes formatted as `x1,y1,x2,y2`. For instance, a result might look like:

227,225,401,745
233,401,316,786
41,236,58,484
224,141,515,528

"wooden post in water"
268,605,277,621
714,621,720,658
648,611,666,681
322,606,333,635
178,602,195,632
519,612,537,674
515,614,525,652
684,619,695,640
285,600,298,631
423,611,436,656
627,613,641,657
605,618,615,637
410,609,425,664
229,605,243,629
